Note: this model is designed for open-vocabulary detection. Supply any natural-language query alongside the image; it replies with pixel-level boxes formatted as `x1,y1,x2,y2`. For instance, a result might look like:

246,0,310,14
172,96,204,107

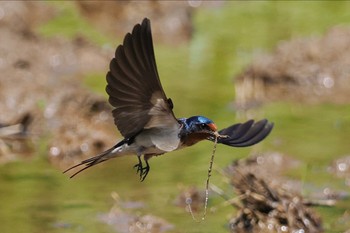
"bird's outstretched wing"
106,18,179,139
216,119,273,147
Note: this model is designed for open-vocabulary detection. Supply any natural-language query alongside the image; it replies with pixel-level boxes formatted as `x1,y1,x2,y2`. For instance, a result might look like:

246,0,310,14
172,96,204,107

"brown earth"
0,1,115,166
235,26,350,109
76,1,193,45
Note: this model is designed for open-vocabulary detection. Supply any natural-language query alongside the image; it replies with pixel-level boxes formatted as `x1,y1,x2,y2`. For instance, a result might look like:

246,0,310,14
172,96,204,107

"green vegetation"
37,2,112,46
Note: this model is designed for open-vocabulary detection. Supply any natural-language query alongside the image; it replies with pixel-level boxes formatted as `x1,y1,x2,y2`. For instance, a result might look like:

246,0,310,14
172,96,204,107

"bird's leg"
133,155,150,182
140,159,150,182
133,155,143,175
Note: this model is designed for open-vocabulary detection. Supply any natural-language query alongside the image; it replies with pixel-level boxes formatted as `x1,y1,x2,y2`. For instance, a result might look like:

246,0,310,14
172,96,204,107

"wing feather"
106,18,179,138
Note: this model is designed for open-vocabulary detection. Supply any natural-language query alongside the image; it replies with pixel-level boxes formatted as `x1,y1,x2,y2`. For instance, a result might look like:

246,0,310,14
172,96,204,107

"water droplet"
80,143,89,152
338,162,348,172
323,76,334,88
50,147,60,156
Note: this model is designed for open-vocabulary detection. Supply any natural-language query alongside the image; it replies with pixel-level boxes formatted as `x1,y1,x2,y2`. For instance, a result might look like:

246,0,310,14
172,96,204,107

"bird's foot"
133,158,150,182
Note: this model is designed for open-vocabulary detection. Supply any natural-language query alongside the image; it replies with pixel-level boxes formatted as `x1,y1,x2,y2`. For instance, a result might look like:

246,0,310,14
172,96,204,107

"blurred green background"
1,1,350,233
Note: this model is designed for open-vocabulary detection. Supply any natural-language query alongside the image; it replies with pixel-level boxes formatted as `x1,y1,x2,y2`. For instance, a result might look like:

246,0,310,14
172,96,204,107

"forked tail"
63,140,126,178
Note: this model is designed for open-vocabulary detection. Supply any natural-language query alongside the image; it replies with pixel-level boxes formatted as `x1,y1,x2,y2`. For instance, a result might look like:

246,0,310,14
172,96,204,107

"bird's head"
182,116,218,134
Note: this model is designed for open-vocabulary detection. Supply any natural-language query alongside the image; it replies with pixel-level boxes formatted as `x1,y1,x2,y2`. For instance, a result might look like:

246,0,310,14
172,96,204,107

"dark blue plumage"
64,18,274,181
179,116,216,133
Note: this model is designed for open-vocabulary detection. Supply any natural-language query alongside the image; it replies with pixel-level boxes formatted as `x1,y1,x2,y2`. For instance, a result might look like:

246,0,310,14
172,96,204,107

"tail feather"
63,140,126,178
217,119,274,147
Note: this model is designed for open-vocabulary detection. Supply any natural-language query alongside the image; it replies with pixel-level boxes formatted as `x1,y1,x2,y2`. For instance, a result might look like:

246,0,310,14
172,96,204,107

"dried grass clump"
229,171,322,233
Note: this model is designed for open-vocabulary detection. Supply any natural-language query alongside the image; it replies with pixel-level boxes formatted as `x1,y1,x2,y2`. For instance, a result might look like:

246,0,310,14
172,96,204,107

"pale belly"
110,140,172,157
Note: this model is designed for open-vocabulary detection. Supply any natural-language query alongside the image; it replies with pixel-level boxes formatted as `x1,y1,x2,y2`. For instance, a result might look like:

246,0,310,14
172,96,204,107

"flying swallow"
64,18,273,181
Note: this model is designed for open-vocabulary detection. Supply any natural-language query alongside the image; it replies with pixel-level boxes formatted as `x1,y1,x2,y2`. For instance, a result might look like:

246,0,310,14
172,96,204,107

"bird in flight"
64,18,273,181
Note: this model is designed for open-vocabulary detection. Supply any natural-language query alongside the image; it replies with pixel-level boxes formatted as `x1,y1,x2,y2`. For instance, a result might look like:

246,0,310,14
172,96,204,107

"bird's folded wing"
217,119,274,147
106,18,179,139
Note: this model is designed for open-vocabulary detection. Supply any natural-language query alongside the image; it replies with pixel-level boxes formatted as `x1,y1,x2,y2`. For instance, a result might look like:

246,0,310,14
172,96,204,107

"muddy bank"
235,26,350,109
76,1,193,45
0,2,116,166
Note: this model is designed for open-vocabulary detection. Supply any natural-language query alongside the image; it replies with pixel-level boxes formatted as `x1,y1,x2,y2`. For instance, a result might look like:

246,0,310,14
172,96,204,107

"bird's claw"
133,163,142,173
133,159,150,182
